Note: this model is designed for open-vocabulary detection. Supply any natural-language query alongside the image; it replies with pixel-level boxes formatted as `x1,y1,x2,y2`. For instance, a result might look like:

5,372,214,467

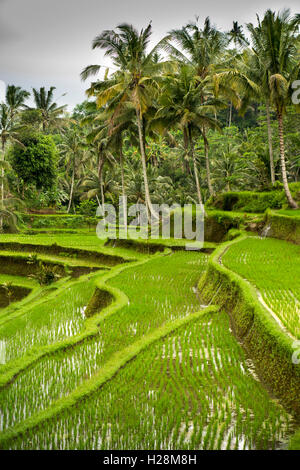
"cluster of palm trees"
81,9,300,211
0,8,299,229
0,86,66,227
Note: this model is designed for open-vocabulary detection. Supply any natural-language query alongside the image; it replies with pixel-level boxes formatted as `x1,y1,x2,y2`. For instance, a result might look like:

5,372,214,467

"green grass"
0,232,144,261
3,310,293,450
222,237,300,339
0,274,38,289
276,209,300,218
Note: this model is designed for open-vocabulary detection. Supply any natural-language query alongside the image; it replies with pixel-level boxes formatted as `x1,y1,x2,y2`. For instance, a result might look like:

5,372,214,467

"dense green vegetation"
0,8,300,231
0,6,299,452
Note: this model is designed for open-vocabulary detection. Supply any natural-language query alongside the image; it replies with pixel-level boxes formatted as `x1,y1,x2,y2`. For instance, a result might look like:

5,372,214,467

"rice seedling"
0,251,208,430
3,311,293,450
222,237,300,338
0,278,96,362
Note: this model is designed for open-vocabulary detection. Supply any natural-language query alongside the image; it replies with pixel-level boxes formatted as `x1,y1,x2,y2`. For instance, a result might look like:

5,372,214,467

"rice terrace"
0,0,300,454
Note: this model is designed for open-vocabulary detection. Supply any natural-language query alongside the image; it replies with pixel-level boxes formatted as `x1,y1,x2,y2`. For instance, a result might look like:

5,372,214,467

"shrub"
76,200,98,217
29,262,62,286
206,191,285,213
206,184,300,213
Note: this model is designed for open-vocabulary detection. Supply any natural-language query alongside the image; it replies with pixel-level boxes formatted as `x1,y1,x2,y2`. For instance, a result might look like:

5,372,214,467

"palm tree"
164,17,238,197
59,127,88,212
211,142,252,192
81,22,169,219
228,22,249,48
155,65,222,203
5,85,30,119
82,167,117,206
58,176,83,213
88,131,115,209
226,22,249,127
0,103,24,230
247,9,300,208
29,87,66,132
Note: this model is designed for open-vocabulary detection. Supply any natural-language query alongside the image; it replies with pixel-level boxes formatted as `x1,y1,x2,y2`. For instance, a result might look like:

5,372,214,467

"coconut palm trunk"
188,127,203,205
119,142,127,234
67,166,75,213
202,127,214,197
136,109,158,220
277,113,298,209
228,101,232,127
183,128,190,174
97,156,105,209
0,140,5,231
266,102,275,185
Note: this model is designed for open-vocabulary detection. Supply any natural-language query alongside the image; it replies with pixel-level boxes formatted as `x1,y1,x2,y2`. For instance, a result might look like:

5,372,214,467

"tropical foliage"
0,9,299,232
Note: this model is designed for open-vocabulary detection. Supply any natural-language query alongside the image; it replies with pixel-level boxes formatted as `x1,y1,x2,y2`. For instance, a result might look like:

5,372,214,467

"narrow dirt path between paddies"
221,237,300,339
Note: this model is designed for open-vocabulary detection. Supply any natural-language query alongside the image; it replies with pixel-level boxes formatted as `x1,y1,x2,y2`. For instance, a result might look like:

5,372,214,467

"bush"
207,191,285,213
265,210,300,244
29,262,62,285
76,200,98,217
207,184,300,213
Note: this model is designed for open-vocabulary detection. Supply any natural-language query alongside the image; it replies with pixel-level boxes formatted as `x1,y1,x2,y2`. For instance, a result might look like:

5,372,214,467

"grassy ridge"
222,237,300,338
0,250,208,431
265,210,300,244
198,236,300,416
0,305,218,448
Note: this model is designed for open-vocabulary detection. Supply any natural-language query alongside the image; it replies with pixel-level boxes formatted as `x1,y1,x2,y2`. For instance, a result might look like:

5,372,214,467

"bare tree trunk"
119,142,127,234
0,140,5,231
266,102,275,185
202,127,214,197
228,101,232,127
183,128,190,173
67,167,75,213
97,157,105,209
277,113,298,209
188,126,203,205
136,109,158,220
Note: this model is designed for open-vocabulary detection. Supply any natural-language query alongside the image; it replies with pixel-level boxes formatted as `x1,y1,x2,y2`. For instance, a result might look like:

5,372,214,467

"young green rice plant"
222,237,300,338
0,278,96,363
0,251,208,431
3,311,293,450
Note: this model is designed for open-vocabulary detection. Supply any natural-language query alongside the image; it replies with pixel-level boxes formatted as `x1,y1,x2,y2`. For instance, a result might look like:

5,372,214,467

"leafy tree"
9,131,58,193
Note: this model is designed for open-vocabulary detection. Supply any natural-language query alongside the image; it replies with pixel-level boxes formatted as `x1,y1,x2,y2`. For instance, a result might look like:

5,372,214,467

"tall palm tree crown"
81,23,169,218
247,9,300,208
30,87,66,131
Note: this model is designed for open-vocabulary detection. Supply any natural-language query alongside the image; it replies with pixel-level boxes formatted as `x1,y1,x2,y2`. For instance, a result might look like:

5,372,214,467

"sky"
0,0,299,111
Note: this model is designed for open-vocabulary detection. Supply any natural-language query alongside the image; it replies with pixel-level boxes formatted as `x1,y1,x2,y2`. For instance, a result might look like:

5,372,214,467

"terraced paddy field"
0,231,299,450
222,237,300,339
